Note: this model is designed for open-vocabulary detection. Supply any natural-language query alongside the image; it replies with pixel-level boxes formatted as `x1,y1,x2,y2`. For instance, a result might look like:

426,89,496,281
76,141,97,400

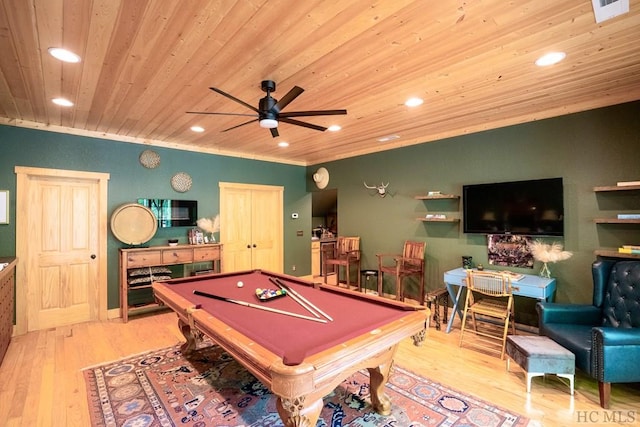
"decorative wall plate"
110,203,158,245
139,149,161,169
313,167,329,189
171,172,192,192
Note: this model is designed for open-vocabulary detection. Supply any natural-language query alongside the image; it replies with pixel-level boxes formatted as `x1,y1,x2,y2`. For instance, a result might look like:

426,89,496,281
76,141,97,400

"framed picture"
0,191,8,224
487,234,534,268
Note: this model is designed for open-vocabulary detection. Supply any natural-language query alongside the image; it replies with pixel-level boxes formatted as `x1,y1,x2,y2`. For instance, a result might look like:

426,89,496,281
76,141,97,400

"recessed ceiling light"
190,126,205,133
52,98,74,107
327,125,341,132
535,52,566,67
48,47,81,63
377,134,400,142
405,97,424,107
278,141,289,147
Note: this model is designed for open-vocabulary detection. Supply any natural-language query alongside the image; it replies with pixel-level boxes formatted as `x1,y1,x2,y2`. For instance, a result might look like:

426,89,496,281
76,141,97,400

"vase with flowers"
529,240,573,278
196,214,220,243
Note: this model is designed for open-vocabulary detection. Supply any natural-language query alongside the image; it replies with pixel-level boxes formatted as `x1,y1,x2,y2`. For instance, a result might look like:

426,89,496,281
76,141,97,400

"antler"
363,181,377,189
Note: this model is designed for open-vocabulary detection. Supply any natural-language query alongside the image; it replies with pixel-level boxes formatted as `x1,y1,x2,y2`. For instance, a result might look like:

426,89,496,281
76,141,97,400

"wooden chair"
459,270,515,359
321,237,361,290
376,241,426,304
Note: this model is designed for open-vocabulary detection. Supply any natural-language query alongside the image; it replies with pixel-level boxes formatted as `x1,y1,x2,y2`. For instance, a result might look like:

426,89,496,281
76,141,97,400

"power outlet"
292,265,296,271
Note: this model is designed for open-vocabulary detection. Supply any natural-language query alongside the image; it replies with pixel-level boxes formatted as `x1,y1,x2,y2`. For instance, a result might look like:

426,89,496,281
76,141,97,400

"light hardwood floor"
1,307,638,426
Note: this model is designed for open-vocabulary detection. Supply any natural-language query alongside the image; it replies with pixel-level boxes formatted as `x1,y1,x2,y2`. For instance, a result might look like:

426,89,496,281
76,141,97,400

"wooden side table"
425,288,449,330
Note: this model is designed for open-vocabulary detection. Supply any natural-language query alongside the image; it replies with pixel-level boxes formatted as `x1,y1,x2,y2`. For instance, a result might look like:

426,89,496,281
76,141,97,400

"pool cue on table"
274,277,334,322
269,277,322,319
193,290,327,323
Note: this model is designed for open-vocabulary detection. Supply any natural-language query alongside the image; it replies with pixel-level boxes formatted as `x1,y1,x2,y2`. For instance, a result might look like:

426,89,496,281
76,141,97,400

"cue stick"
269,277,321,319
273,277,334,322
193,290,327,323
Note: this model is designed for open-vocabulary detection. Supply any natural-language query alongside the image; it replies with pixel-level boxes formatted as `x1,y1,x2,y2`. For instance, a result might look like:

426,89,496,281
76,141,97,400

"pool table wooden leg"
368,361,393,416
178,318,199,355
276,395,323,427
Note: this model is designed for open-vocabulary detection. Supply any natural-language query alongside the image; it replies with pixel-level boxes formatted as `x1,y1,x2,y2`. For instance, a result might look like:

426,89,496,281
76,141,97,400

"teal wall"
307,101,640,324
0,126,311,309
1,100,639,322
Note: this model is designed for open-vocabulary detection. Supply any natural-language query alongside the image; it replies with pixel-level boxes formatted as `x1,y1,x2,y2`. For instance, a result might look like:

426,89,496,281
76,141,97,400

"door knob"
90,254,96,259
247,244,251,249
252,244,257,248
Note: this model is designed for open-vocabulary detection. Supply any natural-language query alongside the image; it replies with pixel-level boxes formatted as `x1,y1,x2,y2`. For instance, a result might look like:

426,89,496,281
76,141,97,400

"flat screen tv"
463,178,564,236
137,198,197,228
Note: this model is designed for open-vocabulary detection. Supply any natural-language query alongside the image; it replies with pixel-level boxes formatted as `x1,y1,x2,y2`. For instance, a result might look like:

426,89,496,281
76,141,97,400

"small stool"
425,288,449,331
360,270,378,294
506,335,575,395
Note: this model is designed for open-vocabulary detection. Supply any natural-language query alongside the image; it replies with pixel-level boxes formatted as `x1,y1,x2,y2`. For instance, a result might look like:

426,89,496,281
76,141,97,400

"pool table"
152,269,428,427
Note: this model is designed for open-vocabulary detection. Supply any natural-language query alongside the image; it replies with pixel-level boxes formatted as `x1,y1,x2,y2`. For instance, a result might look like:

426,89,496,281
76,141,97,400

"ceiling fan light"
260,118,278,128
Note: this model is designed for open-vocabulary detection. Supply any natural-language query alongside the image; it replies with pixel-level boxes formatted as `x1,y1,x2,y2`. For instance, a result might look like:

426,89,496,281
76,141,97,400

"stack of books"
499,270,525,281
617,180,640,186
617,214,640,219
618,245,640,255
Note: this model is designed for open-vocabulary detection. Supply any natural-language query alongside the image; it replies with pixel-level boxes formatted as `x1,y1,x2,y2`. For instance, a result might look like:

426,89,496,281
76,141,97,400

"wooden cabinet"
593,185,640,259
414,194,460,222
0,257,17,364
311,241,320,277
119,244,222,322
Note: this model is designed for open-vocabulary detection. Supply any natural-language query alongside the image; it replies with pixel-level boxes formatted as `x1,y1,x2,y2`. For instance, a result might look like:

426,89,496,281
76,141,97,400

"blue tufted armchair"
536,259,640,408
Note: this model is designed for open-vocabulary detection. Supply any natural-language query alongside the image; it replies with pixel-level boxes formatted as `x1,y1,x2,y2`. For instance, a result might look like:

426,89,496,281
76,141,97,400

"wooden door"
15,167,109,334
219,184,253,271
250,186,283,271
219,182,283,273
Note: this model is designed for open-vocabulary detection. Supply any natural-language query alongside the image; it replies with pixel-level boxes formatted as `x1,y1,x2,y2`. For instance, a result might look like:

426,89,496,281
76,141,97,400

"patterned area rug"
83,343,530,427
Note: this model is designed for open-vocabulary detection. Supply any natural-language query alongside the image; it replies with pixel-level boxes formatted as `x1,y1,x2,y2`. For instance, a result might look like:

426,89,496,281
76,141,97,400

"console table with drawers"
119,244,222,322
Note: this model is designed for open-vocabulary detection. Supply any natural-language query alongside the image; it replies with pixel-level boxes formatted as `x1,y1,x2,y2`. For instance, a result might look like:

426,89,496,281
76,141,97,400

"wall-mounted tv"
463,178,564,236
137,198,197,228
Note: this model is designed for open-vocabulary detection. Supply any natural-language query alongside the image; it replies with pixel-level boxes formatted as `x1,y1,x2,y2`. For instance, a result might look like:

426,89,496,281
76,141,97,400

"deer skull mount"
364,182,390,197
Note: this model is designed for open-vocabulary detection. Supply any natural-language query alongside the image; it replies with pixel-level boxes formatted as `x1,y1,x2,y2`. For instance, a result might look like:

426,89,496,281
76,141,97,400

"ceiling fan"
187,80,347,137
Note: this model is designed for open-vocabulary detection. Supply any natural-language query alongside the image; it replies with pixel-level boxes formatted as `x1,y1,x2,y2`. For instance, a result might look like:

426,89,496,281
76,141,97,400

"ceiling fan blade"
222,119,259,132
210,87,259,113
270,127,279,138
272,86,304,113
278,117,327,132
186,111,257,117
279,109,347,118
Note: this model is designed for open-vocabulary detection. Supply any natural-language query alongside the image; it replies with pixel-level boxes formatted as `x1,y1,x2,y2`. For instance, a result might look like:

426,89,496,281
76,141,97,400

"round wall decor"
110,203,158,245
313,167,330,189
171,172,192,192
139,149,161,169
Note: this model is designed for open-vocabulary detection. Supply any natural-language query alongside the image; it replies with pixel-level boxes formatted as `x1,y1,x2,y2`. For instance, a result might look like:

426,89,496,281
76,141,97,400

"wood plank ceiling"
1,0,639,166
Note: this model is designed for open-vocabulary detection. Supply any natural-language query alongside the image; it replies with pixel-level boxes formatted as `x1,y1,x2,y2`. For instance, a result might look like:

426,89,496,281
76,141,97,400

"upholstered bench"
506,335,575,395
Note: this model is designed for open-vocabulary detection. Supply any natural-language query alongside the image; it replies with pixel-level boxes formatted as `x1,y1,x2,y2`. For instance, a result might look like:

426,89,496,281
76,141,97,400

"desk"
443,267,556,334
153,269,427,427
